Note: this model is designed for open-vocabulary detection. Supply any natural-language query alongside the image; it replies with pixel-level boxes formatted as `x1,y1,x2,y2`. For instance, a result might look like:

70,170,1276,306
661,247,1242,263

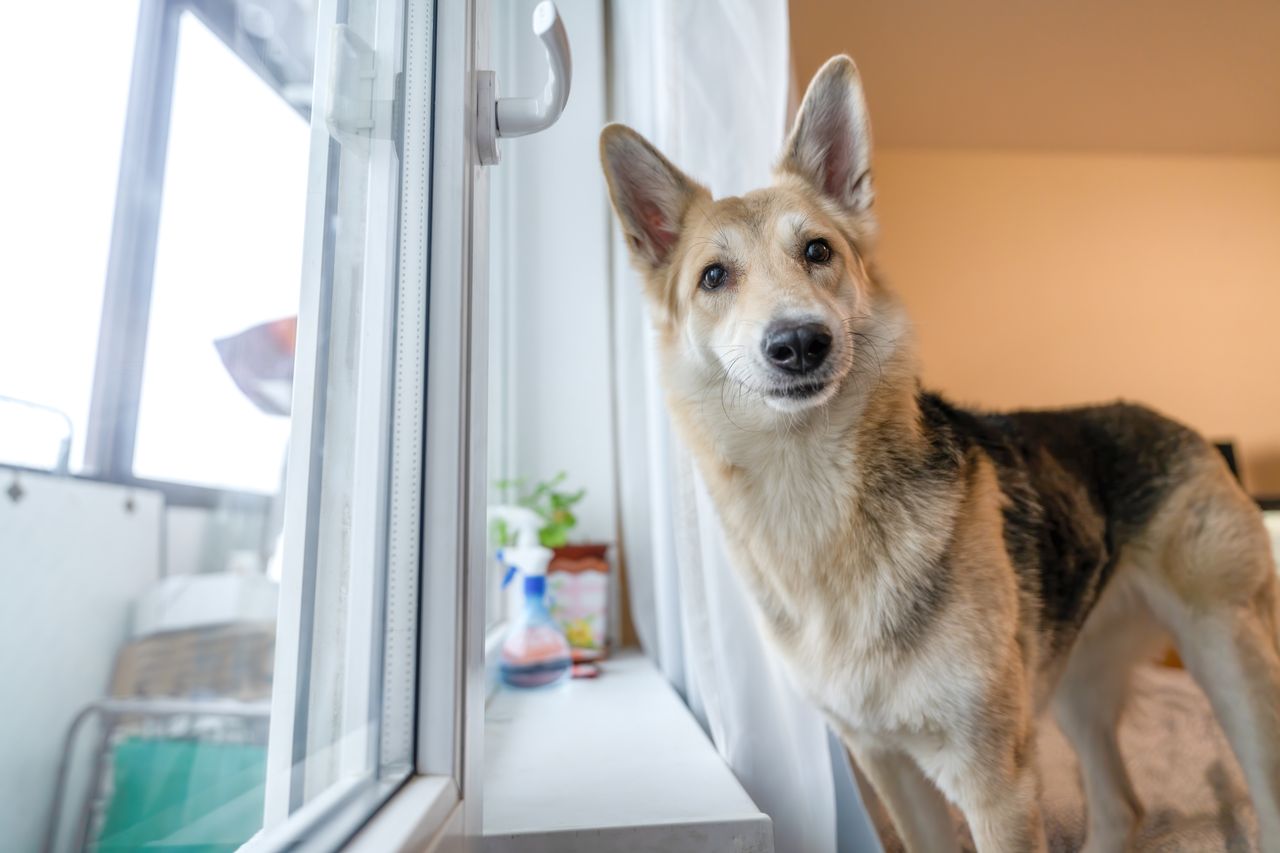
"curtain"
606,3,883,851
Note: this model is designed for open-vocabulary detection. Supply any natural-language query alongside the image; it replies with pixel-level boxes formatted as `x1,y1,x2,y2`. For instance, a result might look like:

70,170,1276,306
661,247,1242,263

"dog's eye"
805,239,832,265
700,264,729,291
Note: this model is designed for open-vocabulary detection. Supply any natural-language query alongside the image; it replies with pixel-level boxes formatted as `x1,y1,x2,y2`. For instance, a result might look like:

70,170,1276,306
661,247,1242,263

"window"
1,0,447,849
132,13,308,494
0,0,140,472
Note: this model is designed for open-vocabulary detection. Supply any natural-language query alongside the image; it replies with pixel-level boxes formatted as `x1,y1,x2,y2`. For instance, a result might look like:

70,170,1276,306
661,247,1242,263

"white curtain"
606,3,882,851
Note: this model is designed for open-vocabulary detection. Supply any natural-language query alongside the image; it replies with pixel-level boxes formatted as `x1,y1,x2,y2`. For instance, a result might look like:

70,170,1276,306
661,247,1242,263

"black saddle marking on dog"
917,392,1196,652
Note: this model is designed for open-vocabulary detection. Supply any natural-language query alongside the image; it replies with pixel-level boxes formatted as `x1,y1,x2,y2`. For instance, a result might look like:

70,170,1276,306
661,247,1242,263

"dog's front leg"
942,730,1047,853
845,736,959,853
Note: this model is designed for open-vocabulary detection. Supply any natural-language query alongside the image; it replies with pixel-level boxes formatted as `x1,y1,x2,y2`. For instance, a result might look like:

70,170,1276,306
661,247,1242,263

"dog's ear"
600,124,702,271
778,55,874,217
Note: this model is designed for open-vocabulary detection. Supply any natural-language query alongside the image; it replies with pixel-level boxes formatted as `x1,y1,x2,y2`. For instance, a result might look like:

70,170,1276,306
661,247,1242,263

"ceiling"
789,0,1280,155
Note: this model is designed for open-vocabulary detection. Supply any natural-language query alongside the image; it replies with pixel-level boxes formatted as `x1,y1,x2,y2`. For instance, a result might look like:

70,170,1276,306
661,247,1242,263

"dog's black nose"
762,322,832,374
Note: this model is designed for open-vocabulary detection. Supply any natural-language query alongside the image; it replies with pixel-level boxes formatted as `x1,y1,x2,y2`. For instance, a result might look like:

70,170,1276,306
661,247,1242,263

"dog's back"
921,395,1219,656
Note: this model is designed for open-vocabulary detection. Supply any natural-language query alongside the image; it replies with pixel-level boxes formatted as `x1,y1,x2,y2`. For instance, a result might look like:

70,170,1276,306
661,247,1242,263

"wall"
872,149,1280,493
0,471,163,852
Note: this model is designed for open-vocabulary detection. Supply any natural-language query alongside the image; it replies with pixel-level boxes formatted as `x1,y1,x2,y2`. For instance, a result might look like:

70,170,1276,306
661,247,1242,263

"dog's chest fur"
693,410,990,740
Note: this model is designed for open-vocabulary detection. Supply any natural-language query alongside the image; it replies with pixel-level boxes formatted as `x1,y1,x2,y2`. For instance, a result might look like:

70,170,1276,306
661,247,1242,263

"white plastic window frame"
254,0,421,840
258,0,491,847
347,0,492,844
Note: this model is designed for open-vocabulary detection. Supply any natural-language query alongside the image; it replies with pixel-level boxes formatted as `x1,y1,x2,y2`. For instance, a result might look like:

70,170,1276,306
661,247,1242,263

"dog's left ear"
778,55,874,217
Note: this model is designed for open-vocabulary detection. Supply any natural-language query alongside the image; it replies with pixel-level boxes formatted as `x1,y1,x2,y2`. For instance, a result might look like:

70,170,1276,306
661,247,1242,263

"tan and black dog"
600,55,1280,852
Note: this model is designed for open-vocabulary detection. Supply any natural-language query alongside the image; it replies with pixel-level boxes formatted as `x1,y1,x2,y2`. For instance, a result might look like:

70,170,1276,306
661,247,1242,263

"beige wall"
872,149,1280,494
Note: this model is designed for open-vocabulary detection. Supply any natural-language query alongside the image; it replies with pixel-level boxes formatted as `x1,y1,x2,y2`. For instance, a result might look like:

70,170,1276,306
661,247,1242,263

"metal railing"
0,395,73,475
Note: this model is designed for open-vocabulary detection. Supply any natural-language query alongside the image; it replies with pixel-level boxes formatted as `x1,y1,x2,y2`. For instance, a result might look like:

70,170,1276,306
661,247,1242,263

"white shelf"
483,650,773,852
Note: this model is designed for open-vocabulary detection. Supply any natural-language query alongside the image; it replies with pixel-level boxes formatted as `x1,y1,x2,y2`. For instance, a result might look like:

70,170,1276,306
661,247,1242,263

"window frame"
342,0,492,845
58,0,486,845
259,0,419,838
260,0,487,846
61,0,473,845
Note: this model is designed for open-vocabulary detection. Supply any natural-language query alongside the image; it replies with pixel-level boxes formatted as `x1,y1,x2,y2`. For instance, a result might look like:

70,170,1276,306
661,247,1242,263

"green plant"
493,472,586,549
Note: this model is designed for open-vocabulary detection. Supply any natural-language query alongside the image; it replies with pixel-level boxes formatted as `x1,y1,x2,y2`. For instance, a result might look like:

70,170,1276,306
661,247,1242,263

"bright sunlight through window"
0,1,140,472
131,13,308,493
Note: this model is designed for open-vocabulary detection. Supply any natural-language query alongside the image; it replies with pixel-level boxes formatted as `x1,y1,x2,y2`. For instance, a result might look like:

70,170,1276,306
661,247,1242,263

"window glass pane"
0,0,139,472
131,14,308,494
1,0,416,849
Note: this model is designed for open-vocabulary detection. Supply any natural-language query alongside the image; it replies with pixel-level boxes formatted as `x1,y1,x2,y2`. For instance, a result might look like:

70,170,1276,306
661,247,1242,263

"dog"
599,55,1280,852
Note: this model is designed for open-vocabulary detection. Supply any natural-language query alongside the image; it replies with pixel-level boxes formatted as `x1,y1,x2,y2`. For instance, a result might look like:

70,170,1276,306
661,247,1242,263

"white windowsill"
482,650,774,852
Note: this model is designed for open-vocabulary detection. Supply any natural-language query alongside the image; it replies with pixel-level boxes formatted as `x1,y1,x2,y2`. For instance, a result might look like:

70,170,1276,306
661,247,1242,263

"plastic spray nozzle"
489,505,554,588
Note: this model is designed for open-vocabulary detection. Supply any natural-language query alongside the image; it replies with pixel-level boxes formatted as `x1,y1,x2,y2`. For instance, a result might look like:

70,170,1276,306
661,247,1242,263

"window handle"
477,1,573,165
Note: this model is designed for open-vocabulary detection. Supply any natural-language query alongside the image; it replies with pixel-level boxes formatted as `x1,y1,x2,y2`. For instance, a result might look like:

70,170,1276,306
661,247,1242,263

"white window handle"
476,1,573,165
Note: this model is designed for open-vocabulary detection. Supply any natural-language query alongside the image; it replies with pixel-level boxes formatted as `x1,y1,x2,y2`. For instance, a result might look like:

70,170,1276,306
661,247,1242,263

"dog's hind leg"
845,737,959,853
1139,471,1280,851
1153,594,1280,849
1051,572,1163,853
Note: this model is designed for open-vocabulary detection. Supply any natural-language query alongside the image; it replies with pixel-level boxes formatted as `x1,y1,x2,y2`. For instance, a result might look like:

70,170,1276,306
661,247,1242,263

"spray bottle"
489,506,572,688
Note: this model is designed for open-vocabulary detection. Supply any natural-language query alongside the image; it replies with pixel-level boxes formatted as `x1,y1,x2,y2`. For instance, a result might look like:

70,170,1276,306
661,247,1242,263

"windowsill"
482,650,774,852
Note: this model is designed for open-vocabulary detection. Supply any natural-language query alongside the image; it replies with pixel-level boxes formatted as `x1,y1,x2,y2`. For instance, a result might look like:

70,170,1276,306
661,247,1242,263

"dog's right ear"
599,124,701,271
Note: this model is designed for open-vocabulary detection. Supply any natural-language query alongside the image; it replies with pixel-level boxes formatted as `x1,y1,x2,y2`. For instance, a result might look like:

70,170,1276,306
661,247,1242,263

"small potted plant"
495,473,610,661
